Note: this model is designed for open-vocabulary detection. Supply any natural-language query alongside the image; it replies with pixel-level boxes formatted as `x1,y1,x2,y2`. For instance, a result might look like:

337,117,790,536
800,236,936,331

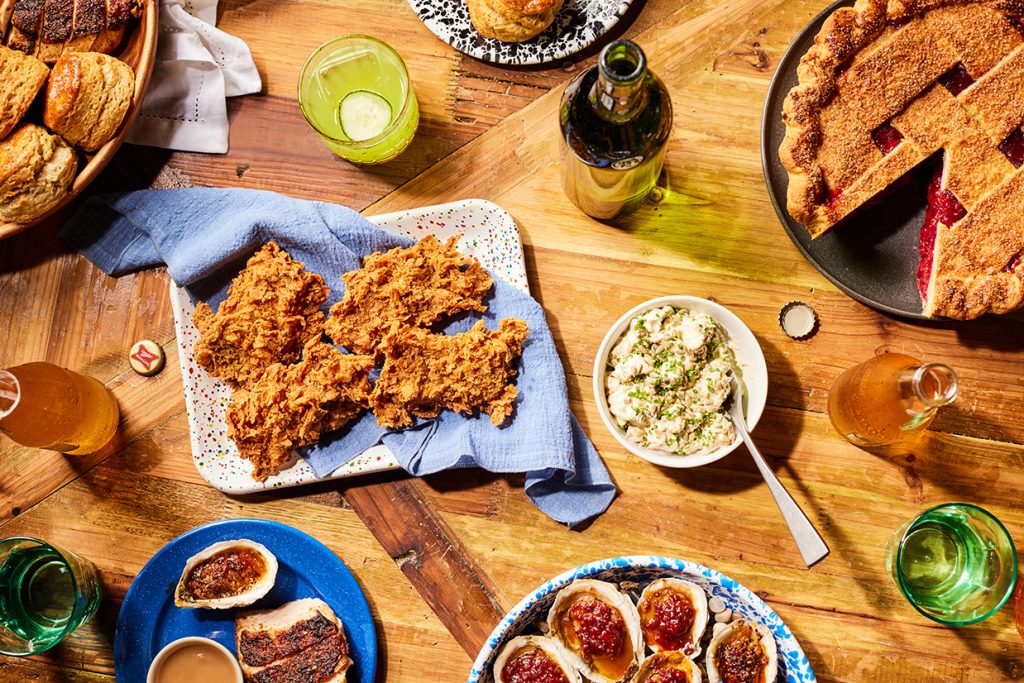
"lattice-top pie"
781,0,1024,319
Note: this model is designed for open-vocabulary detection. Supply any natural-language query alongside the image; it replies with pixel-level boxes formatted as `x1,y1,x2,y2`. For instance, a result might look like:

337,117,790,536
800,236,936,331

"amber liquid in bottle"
0,363,119,455
559,39,672,219
828,353,958,447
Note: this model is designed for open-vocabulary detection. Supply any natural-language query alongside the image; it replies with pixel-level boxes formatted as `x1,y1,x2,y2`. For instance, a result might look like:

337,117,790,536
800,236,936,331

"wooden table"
2,0,1024,680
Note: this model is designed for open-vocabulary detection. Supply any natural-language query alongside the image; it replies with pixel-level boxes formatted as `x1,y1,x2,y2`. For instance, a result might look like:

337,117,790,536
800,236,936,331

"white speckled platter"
170,199,528,494
409,0,633,66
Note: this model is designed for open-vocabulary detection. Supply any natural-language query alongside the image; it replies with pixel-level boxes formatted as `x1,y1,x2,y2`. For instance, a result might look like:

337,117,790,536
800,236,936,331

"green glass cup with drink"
298,35,419,164
888,503,1016,626
0,538,102,655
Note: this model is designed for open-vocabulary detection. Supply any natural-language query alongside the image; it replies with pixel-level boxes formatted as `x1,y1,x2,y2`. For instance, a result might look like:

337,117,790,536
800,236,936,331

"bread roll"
0,123,76,224
43,51,133,152
466,0,563,42
0,45,49,140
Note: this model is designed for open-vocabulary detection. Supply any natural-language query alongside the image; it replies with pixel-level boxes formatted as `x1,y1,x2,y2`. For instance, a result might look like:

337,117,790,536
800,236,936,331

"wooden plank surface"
2,0,1024,681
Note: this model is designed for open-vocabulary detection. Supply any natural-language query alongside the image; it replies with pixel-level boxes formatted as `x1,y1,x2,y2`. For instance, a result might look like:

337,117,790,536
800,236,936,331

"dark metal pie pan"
761,0,932,320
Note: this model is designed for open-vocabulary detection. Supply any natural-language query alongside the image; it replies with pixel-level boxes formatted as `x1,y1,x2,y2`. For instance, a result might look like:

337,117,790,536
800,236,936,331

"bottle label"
611,156,643,170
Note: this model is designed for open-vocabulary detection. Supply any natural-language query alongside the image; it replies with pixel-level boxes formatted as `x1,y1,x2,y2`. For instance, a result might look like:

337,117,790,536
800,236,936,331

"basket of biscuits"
0,0,157,238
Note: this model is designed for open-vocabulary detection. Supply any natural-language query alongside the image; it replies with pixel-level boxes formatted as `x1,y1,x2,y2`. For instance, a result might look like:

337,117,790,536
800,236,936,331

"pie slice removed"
780,0,1024,319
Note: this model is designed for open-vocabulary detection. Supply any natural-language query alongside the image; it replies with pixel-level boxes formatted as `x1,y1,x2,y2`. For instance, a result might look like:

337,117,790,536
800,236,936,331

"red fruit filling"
917,162,967,298
939,64,975,96
1010,16,1024,38
872,122,905,154
1004,253,1022,274
999,129,1024,168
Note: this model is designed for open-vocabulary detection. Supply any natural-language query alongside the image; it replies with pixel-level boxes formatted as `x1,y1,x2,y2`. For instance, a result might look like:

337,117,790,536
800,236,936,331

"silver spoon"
728,376,830,567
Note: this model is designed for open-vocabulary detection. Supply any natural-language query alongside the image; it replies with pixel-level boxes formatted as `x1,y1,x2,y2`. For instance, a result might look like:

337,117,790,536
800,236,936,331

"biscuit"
0,44,49,140
0,123,76,224
43,51,133,151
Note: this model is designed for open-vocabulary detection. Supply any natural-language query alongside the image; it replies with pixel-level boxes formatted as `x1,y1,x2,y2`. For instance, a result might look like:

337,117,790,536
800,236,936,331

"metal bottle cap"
779,302,818,340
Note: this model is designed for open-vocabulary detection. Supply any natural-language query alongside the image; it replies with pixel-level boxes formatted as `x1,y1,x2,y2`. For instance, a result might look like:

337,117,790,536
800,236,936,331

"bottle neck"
898,363,958,413
0,370,19,421
590,40,648,121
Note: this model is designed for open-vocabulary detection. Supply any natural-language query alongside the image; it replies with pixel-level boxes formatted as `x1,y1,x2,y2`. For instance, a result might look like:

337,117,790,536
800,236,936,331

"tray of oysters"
469,556,817,683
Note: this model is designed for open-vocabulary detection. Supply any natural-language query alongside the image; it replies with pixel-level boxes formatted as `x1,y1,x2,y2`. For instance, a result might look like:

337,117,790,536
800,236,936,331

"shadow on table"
952,610,1024,678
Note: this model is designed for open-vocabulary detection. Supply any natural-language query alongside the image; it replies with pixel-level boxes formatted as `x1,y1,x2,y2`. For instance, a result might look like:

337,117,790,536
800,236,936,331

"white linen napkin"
125,0,261,154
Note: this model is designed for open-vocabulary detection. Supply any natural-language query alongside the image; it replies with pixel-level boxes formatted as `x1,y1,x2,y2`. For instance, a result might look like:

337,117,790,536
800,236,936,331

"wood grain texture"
2,0,1024,680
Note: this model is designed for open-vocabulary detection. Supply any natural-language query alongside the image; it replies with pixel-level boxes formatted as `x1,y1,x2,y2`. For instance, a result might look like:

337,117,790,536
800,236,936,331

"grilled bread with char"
1,0,138,63
235,598,352,683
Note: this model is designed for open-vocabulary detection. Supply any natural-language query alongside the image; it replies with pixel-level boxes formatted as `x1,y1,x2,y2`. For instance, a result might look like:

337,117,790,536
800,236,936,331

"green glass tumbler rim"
297,34,414,150
0,536,87,656
894,502,1018,626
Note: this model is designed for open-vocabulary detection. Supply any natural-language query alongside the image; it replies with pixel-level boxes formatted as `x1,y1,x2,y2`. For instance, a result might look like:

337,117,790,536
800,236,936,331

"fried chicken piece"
194,242,330,388
227,341,374,481
325,235,493,356
370,318,529,429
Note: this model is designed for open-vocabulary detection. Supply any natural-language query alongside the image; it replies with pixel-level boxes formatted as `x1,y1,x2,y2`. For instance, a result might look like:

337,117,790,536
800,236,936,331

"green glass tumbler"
887,503,1017,626
0,538,102,655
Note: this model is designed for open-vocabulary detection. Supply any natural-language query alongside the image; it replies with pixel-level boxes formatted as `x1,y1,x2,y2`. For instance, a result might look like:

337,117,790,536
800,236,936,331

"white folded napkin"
125,0,261,154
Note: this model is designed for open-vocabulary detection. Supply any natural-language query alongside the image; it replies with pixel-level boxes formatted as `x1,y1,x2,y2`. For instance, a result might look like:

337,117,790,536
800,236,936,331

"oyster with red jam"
637,578,708,657
174,539,278,609
493,635,581,683
630,650,703,683
704,618,778,683
546,579,643,683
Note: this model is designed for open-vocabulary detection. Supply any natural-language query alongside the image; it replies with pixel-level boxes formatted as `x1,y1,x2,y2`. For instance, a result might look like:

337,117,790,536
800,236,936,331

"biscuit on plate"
466,0,564,42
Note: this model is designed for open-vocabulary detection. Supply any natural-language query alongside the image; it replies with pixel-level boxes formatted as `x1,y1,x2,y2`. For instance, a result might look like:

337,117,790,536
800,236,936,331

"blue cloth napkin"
62,188,616,527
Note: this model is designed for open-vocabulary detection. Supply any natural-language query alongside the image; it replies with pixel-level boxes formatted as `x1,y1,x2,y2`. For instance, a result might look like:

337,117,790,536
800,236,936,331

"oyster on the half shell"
546,579,643,683
705,618,778,683
492,635,581,683
174,539,278,609
637,578,709,657
630,650,703,683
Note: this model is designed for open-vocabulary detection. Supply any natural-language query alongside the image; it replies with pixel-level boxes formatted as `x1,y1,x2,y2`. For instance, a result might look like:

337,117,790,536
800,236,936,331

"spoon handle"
733,416,830,567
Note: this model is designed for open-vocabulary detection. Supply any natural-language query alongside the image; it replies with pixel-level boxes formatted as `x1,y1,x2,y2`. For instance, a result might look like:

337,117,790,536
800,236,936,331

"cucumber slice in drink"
338,90,393,142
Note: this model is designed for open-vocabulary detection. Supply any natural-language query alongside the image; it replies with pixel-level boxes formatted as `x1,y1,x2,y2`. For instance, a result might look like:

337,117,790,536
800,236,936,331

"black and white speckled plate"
409,0,633,65
762,0,932,320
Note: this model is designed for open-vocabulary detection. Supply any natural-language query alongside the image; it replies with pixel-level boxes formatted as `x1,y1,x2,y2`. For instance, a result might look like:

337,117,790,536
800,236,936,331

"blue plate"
114,518,377,682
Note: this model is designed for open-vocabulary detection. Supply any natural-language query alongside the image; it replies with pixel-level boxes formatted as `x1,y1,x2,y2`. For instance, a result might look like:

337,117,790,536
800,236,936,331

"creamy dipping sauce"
152,642,239,682
605,306,737,455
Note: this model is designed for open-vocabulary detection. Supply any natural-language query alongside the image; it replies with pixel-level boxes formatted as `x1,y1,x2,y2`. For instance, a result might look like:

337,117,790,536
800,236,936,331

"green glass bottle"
559,40,673,219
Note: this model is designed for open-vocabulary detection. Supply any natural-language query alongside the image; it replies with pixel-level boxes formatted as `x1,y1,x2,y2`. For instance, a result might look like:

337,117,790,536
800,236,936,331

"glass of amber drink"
0,363,119,455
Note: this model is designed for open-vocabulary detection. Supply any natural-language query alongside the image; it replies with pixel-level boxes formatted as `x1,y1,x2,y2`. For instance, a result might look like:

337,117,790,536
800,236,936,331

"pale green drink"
298,35,419,164
890,503,1016,625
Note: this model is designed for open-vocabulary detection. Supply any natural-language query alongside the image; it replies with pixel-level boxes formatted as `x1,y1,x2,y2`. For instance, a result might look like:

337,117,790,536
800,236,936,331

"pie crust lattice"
780,0,1024,319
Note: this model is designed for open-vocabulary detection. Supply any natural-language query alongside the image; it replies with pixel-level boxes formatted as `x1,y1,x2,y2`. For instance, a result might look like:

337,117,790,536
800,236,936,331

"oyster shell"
174,539,278,609
704,618,778,683
546,579,643,683
637,578,709,657
630,650,703,683
492,635,581,683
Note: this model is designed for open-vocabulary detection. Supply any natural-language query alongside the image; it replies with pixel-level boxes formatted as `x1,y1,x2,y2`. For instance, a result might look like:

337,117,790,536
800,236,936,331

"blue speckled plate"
469,556,815,682
114,518,377,683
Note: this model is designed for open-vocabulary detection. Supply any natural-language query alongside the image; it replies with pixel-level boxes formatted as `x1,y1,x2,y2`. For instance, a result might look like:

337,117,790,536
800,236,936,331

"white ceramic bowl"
592,296,768,468
147,636,243,683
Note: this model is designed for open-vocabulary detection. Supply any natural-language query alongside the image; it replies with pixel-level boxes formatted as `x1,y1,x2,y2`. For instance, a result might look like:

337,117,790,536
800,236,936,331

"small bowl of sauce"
147,636,243,683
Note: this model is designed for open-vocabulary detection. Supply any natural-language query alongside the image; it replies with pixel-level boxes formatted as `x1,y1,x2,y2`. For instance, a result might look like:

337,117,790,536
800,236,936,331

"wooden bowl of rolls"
0,0,157,238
